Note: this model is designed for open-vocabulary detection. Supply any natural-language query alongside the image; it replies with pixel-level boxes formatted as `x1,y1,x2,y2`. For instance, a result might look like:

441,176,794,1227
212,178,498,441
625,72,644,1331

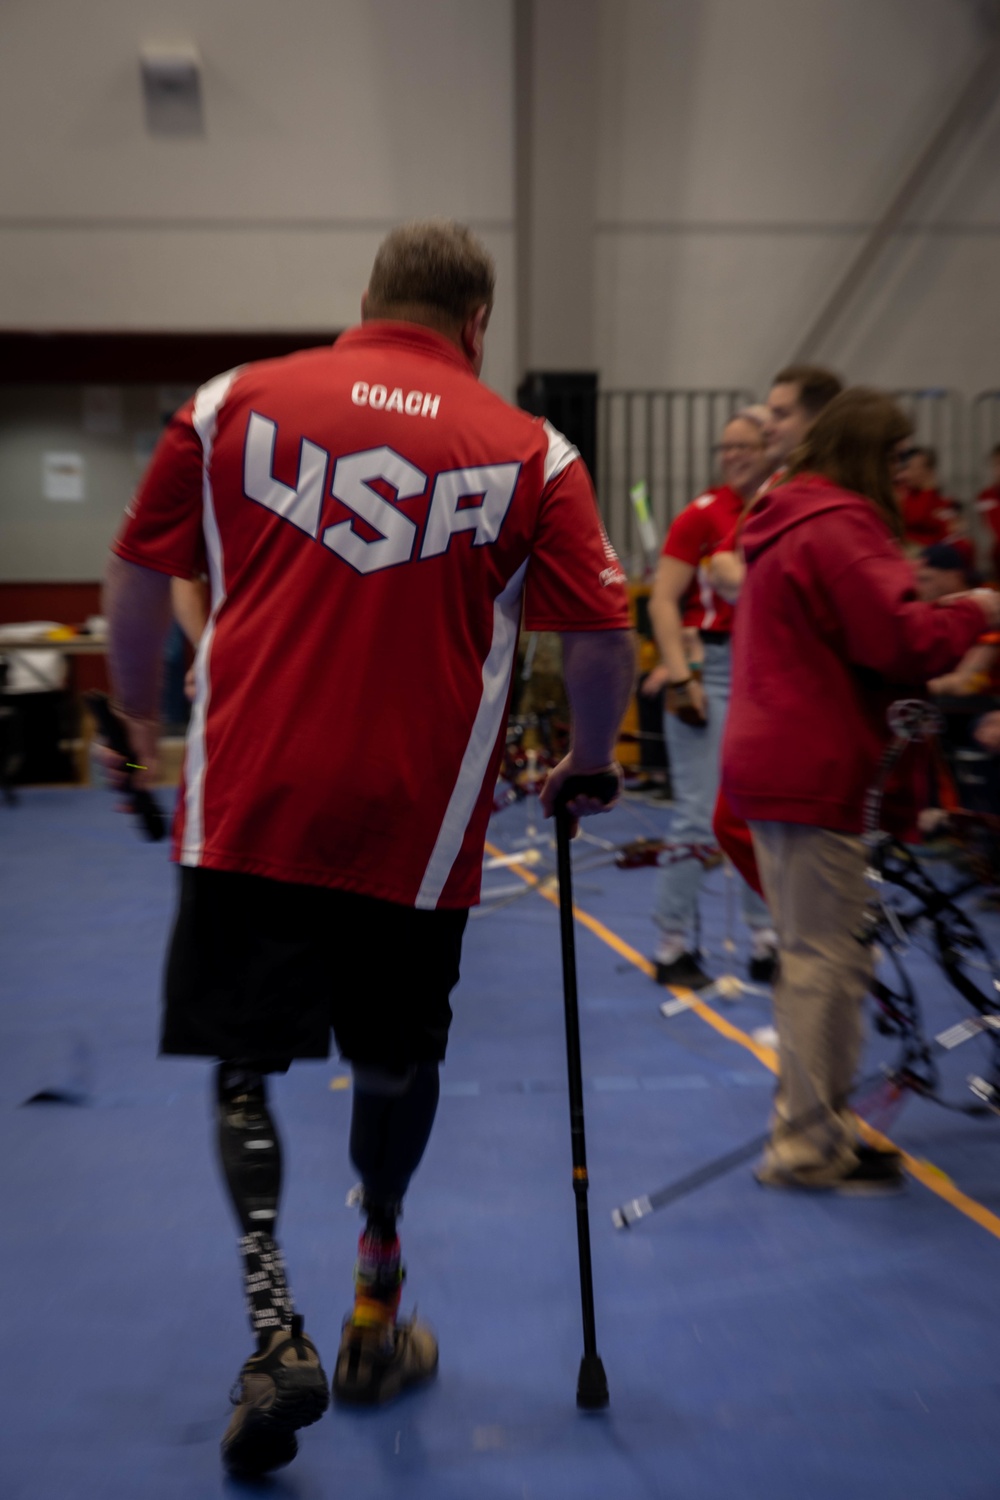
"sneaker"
854,1142,902,1165
654,951,712,990
755,1145,905,1196
835,1146,906,1195
221,1316,330,1479
332,1312,439,1406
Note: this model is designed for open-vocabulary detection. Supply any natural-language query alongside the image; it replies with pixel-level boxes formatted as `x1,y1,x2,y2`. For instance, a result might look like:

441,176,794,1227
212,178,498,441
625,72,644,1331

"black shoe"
222,1316,330,1478
748,950,779,984
654,951,712,990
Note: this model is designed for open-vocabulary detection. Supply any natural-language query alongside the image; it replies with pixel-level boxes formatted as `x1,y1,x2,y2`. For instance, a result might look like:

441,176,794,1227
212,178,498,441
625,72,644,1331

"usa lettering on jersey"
244,411,519,575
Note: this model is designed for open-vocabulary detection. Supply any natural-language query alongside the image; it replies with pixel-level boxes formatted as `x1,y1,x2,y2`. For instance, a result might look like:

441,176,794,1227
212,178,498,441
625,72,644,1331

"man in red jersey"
101,221,633,1478
761,365,845,479
897,445,962,550
705,364,844,604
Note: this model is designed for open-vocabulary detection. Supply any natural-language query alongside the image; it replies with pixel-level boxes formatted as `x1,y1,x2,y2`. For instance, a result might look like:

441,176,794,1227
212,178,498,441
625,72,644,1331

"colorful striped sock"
351,1228,403,1329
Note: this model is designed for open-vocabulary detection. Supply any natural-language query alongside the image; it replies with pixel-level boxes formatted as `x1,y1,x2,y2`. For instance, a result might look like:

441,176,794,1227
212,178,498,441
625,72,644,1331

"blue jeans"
654,640,771,941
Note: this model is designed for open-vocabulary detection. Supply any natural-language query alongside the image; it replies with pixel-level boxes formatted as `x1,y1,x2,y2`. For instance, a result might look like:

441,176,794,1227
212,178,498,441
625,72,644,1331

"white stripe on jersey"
180,368,241,868
415,559,529,910
542,421,579,485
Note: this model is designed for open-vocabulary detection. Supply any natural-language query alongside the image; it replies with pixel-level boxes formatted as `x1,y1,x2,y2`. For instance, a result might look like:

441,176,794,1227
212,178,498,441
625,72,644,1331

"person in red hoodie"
722,389,1000,1195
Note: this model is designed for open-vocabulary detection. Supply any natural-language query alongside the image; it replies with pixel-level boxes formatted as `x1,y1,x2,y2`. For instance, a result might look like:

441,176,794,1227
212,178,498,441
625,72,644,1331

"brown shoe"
221,1316,329,1478
332,1312,439,1406
755,1146,905,1197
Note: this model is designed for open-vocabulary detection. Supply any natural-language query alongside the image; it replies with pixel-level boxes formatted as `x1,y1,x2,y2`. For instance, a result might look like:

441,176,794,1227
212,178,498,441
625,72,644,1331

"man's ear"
461,304,490,374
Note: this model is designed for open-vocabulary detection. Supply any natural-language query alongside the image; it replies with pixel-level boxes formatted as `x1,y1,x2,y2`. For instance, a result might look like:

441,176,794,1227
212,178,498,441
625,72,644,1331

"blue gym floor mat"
2,787,1000,1499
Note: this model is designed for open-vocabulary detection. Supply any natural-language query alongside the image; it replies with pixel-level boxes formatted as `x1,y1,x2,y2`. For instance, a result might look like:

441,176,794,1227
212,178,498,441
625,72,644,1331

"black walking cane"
554,771,619,1410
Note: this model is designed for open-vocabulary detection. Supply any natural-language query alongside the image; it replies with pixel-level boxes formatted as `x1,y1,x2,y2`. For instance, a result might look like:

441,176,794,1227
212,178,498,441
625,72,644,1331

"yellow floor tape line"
483,837,1000,1244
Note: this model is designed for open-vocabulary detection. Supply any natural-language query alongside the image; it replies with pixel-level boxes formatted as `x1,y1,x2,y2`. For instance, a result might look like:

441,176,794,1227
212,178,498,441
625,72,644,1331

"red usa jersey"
113,322,629,909
661,484,745,632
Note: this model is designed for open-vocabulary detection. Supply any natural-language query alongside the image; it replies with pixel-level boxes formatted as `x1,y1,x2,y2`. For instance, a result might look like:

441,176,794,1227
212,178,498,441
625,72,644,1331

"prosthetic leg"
334,1062,441,1404
214,1063,329,1479
215,1063,294,1336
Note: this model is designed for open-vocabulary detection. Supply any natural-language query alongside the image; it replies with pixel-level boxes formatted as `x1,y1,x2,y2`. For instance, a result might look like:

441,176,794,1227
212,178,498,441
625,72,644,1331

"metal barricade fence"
586,385,999,568
595,389,752,568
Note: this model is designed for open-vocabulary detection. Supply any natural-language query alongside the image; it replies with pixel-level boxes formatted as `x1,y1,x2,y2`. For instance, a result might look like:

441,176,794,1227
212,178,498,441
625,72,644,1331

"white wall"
0,0,516,398
518,0,601,371
0,386,185,580
589,0,1000,394
4,0,997,398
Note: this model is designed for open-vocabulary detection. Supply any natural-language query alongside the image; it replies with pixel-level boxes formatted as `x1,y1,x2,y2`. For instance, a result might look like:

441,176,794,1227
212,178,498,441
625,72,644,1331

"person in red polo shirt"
722,389,1000,1195
100,221,634,1477
641,408,776,991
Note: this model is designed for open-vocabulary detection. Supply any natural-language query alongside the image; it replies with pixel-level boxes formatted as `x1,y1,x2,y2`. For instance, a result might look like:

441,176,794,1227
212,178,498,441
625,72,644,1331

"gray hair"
730,404,770,433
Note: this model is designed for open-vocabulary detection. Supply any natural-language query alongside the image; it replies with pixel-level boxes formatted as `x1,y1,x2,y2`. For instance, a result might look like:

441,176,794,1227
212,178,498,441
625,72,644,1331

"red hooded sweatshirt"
721,473,985,833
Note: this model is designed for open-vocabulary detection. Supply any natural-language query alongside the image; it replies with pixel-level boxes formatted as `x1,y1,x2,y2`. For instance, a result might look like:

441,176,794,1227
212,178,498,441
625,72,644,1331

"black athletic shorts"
162,867,468,1071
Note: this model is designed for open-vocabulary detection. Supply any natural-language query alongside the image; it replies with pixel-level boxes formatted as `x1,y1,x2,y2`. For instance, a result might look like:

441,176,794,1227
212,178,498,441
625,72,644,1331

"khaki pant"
749,821,873,1181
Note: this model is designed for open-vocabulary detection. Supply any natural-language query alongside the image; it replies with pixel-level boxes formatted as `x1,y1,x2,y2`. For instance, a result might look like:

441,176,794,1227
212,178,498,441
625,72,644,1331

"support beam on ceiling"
792,22,1000,364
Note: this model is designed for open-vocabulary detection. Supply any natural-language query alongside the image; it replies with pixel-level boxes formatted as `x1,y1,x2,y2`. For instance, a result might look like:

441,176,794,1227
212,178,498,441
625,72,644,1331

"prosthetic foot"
222,1315,329,1478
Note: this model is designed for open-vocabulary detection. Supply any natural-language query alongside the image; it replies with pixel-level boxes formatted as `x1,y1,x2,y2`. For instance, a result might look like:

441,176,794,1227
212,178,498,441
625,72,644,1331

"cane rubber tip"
576,1355,610,1409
